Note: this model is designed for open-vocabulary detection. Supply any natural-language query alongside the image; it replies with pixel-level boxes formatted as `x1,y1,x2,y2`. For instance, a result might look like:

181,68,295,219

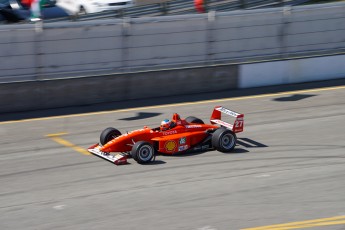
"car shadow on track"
141,137,270,164
237,138,268,148
228,148,249,154
154,137,268,159
145,160,166,165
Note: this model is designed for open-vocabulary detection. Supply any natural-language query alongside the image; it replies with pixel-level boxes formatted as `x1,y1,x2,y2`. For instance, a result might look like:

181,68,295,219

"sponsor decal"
216,107,239,117
179,137,186,145
211,119,232,129
163,130,178,136
165,141,176,152
178,145,189,152
186,125,202,128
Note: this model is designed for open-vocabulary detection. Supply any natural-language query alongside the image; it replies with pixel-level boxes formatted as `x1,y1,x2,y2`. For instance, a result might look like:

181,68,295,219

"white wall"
239,55,345,88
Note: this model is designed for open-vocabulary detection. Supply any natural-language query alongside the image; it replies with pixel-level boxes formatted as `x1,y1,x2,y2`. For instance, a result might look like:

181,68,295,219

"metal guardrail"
45,0,313,23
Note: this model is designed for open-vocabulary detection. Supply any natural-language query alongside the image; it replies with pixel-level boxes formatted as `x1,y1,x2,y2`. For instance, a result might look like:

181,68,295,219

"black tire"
185,116,204,124
212,128,237,152
131,141,155,164
100,127,121,146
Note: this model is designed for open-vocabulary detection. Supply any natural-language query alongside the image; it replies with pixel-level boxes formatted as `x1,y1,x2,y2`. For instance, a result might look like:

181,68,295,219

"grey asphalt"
0,81,345,230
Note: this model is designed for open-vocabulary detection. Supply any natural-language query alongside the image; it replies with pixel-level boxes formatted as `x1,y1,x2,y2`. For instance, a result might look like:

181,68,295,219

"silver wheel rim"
139,145,153,161
221,133,235,149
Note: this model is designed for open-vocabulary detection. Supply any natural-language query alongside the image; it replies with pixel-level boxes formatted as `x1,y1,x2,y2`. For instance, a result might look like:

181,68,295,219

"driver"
160,119,176,131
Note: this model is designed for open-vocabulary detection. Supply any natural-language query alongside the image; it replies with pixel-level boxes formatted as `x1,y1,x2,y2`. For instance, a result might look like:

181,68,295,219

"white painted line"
53,205,66,210
254,174,271,178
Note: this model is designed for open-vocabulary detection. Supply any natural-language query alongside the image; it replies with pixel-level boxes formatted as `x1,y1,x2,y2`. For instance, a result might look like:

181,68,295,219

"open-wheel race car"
88,106,244,165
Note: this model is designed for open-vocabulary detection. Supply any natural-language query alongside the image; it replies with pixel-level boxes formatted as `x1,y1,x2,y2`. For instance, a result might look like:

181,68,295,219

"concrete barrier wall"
0,2,344,82
0,64,238,113
239,54,345,88
1,53,344,113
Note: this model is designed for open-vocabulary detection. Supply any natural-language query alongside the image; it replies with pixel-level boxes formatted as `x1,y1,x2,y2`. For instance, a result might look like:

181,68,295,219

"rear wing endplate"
210,106,244,133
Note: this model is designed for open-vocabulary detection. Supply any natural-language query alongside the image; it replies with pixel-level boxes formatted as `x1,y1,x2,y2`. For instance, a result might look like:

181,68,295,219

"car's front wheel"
212,128,237,152
131,141,155,164
100,127,121,146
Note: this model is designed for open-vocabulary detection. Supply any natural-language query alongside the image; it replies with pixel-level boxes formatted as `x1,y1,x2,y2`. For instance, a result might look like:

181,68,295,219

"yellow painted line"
46,133,90,155
1,85,345,125
46,132,69,137
277,220,345,229
242,215,345,230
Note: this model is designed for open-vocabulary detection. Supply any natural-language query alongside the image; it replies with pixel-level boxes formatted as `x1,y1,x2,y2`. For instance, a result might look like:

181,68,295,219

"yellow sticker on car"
165,141,176,152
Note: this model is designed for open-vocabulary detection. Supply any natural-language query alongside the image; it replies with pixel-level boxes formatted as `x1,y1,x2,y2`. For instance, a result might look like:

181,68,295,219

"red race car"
88,106,244,165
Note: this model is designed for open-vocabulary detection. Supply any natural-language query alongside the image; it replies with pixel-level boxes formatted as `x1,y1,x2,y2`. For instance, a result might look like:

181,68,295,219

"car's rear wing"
210,106,244,133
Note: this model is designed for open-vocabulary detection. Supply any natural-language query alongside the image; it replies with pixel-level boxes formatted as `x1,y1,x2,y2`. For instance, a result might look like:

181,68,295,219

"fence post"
117,9,125,18
240,0,246,9
34,20,43,80
280,6,292,59
121,17,131,71
206,10,216,64
160,2,169,15
204,0,209,12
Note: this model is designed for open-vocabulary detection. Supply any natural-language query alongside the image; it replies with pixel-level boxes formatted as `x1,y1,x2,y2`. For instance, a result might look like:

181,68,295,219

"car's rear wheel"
131,141,155,164
100,127,121,145
212,128,237,152
185,116,204,124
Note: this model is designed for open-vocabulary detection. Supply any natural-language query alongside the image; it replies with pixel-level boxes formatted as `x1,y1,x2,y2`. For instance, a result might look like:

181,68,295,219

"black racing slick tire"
100,127,121,146
185,116,204,124
212,128,237,152
131,141,155,164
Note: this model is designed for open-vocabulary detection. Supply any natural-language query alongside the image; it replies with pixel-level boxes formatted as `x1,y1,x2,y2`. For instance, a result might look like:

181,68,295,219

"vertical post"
34,20,43,80
240,0,246,9
204,0,209,12
117,9,125,18
280,6,292,59
121,17,131,71
206,10,216,64
160,2,169,15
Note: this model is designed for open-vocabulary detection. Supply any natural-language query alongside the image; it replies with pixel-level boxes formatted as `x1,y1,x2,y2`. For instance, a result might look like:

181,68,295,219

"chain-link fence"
0,2,344,82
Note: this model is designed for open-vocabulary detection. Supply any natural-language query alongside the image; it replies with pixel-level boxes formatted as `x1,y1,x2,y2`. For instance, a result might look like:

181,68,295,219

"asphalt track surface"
1,80,345,230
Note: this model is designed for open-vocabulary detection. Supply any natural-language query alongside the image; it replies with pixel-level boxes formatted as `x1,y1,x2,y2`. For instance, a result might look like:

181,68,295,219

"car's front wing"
88,144,128,165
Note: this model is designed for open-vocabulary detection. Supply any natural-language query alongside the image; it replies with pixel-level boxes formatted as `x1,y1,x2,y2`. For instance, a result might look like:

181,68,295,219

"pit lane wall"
239,55,345,88
1,54,345,113
0,65,238,113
